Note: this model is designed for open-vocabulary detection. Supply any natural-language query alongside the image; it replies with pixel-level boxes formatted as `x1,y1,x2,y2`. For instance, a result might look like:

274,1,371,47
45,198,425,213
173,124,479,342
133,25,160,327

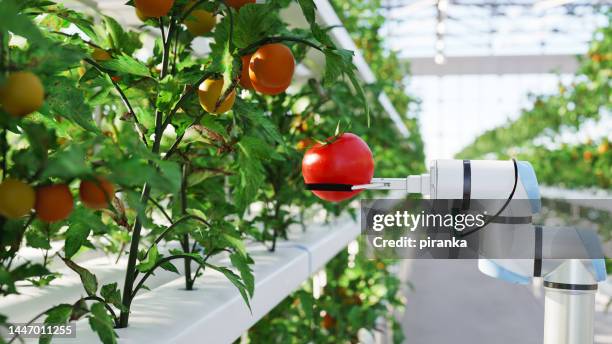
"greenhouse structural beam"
406,54,579,75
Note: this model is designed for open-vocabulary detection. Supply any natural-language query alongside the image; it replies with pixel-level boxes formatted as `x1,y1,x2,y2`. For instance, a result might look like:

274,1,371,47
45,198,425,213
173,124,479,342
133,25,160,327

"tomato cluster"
0,177,114,223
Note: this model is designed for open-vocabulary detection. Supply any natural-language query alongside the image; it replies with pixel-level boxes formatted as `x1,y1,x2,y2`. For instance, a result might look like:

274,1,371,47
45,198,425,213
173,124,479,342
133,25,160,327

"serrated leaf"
234,4,284,49
65,223,91,258
39,304,73,344
40,77,98,132
100,282,127,312
223,233,246,257
88,303,117,344
61,257,98,296
156,75,181,112
206,263,251,311
102,15,142,55
40,144,91,180
230,252,254,297
100,54,151,77
160,261,179,274
234,99,283,144
136,245,158,272
297,0,317,26
0,0,50,47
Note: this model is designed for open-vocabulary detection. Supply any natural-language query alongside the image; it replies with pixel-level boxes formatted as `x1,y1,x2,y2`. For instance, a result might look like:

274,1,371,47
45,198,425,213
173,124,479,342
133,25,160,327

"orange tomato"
321,314,336,330
35,184,74,223
79,177,115,210
226,0,255,10
248,43,295,95
134,0,175,18
583,150,593,162
239,54,254,90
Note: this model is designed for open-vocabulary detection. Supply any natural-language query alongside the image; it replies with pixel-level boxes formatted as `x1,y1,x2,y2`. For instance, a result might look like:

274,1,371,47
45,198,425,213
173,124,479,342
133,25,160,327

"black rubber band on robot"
462,160,471,211
458,158,519,238
533,225,542,277
305,183,354,191
484,215,532,224
543,281,598,291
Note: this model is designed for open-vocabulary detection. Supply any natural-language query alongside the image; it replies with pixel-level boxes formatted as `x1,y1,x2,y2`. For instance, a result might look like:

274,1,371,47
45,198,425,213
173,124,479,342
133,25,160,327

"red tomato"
302,133,374,202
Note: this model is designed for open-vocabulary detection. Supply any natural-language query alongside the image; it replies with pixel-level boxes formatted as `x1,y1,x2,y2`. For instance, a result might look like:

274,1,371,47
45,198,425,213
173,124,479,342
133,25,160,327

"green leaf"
39,76,98,132
48,7,98,41
297,0,317,26
234,99,283,144
65,224,91,258
40,144,91,180
100,54,151,77
156,75,181,112
230,252,254,297
88,303,117,344
70,299,90,321
102,15,142,55
39,304,73,344
223,233,246,257
101,283,126,312
61,257,98,297
206,263,252,311
26,226,52,250
0,0,50,48
136,245,158,272
232,136,268,212
234,4,284,49
160,261,179,274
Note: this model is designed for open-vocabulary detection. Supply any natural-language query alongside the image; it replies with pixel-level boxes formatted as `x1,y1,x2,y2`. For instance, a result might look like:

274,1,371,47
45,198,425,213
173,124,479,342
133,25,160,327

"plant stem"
118,16,176,329
0,129,7,181
179,164,193,290
131,254,207,299
143,214,210,260
82,296,119,326
161,72,214,131
83,58,149,147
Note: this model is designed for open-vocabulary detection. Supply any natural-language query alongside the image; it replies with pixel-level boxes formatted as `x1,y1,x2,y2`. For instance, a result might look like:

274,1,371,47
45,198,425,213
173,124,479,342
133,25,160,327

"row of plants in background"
0,0,423,343
457,14,611,189
245,0,424,342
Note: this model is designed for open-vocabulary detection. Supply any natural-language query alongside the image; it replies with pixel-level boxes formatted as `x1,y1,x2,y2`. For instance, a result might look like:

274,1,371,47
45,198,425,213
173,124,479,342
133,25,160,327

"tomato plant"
0,0,400,342
457,17,611,190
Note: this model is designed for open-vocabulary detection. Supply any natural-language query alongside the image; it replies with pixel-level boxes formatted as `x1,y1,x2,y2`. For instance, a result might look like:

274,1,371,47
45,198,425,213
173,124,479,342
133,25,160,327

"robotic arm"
356,159,607,344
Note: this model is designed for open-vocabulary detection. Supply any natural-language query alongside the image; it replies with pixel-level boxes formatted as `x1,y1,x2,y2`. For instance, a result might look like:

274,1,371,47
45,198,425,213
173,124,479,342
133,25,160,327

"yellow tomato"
0,179,36,219
197,78,236,114
0,72,45,117
184,9,216,36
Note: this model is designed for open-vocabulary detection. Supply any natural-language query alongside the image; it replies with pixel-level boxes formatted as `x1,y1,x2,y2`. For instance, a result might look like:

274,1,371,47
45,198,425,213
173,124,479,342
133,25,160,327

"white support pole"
543,287,596,344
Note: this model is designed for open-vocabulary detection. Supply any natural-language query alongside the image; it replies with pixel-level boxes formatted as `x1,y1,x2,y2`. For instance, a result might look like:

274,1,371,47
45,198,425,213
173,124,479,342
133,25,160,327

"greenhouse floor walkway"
399,259,612,344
